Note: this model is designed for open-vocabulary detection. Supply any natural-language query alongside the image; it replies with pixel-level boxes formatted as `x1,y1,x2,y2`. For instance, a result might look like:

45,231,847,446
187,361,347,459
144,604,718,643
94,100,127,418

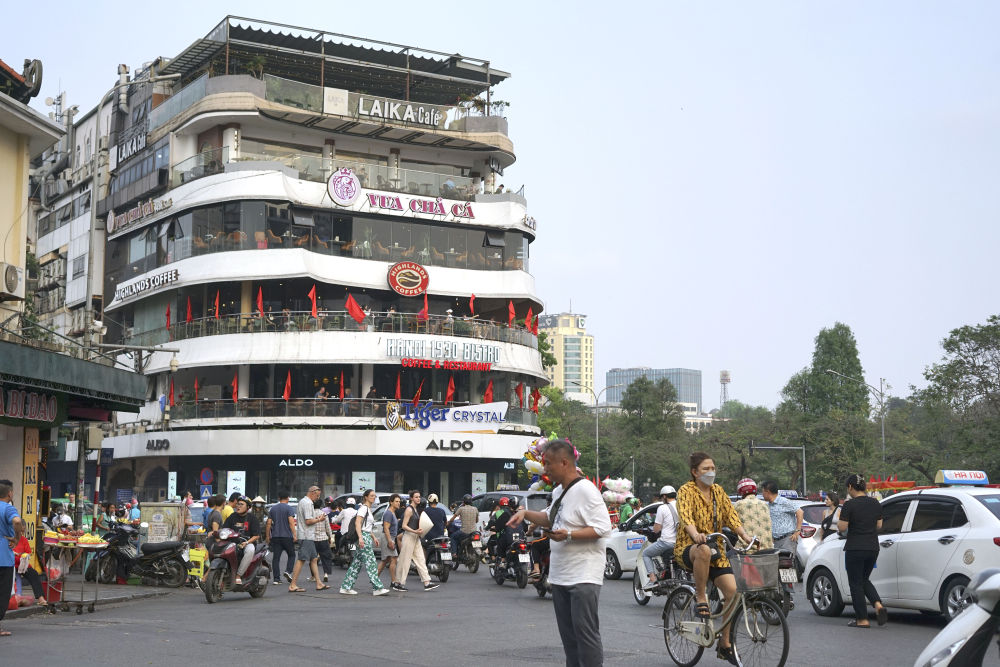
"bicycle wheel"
662,587,705,667
729,595,789,667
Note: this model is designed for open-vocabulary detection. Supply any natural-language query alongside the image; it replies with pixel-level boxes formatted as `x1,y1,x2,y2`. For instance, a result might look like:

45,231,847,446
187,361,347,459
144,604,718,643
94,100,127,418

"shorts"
681,544,734,580
382,540,398,559
296,538,318,561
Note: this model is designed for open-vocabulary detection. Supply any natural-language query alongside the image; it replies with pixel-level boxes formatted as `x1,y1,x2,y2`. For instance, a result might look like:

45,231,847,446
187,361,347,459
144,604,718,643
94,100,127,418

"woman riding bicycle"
674,452,753,666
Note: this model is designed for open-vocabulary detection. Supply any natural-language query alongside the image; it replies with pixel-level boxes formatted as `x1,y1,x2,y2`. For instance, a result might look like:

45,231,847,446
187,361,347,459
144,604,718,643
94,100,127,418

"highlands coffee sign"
111,268,179,304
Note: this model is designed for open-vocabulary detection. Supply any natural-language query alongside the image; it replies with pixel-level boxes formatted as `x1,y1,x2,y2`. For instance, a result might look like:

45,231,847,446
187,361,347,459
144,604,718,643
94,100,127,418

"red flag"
417,292,428,322
345,293,365,324
165,303,171,330
214,291,220,319
532,315,539,335
515,382,524,408
483,379,494,403
445,375,455,404
283,370,291,401
257,287,264,317
530,387,541,413
508,300,515,327
231,371,238,403
186,296,192,324
469,294,476,316
412,378,425,407
194,377,199,402
308,285,318,318
525,306,533,330
169,378,175,407
339,371,345,400
395,372,401,400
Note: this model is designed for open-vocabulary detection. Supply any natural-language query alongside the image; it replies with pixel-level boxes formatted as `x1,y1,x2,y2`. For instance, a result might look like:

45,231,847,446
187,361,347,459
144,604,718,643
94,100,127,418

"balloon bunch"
601,477,633,505
523,436,550,491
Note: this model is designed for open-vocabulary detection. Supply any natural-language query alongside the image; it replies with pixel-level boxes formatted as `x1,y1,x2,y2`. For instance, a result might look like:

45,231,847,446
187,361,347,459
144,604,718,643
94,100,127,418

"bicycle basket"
732,552,779,592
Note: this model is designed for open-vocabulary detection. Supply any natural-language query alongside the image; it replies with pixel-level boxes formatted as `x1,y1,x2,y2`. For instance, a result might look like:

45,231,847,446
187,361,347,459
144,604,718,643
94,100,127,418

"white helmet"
659,485,676,496
346,498,357,506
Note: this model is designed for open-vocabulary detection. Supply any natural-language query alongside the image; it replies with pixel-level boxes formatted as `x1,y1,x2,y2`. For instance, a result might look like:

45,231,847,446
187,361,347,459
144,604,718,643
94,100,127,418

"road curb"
7,589,171,619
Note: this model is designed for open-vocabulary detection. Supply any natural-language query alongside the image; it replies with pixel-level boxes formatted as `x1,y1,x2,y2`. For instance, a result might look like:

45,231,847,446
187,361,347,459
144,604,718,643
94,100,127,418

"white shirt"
338,507,358,535
547,478,612,586
52,513,73,529
295,497,316,541
654,501,678,544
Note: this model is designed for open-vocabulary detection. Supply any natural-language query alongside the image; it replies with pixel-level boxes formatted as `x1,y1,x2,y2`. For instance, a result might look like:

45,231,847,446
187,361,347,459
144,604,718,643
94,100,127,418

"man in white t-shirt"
642,485,679,589
508,439,612,667
287,486,327,592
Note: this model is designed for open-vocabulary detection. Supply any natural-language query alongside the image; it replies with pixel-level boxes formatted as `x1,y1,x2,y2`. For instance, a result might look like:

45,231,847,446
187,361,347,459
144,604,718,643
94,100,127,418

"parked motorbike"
452,532,483,573
330,531,355,568
914,568,1000,667
201,528,271,603
530,533,551,598
87,523,187,588
489,528,530,589
419,536,452,582
632,530,690,606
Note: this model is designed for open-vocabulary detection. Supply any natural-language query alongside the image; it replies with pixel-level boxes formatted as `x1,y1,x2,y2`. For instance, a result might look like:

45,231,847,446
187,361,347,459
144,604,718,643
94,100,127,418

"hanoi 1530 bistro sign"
386,338,500,364
385,400,508,434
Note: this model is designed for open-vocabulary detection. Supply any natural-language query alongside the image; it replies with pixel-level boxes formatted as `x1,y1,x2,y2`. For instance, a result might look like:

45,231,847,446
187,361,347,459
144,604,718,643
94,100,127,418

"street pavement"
4,569,999,666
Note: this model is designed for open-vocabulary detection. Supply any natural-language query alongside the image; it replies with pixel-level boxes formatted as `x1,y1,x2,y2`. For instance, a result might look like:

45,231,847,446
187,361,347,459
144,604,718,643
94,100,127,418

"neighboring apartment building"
606,367,703,413
538,312,595,405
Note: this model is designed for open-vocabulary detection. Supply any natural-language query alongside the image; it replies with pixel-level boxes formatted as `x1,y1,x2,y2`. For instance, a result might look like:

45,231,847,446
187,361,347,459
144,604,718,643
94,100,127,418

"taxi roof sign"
934,470,989,486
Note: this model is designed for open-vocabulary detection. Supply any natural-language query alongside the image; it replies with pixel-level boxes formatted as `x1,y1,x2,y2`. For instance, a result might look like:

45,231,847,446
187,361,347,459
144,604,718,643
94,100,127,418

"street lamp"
825,369,887,463
567,381,623,484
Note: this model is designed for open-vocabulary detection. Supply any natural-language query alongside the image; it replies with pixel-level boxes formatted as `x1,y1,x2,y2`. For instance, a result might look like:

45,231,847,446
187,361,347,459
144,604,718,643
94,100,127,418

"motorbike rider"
448,495,480,560
618,496,640,523
222,497,261,585
527,518,550,582
486,497,512,562
423,494,447,541
642,485,678,589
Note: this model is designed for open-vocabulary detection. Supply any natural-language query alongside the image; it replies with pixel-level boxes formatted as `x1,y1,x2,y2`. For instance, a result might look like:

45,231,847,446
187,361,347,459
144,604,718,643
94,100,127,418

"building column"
323,139,335,177
361,364,373,399
484,169,496,194
440,471,449,507
222,123,240,162
240,280,252,317
390,148,400,188
238,365,249,400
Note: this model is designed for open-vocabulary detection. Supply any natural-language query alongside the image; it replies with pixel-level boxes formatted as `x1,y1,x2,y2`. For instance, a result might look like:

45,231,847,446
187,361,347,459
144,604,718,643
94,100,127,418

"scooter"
201,528,271,603
88,523,188,587
420,536,452,582
632,530,691,606
489,528,530,589
914,568,1000,667
452,532,483,573
529,532,551,598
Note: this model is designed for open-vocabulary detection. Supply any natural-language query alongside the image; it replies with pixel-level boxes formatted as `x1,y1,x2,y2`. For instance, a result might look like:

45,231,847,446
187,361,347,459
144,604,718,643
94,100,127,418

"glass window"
879,500,910,534
353,218,391,260
154,142,169,169
128,232,147,263
192,205,223,252
911,499,966,532
72,256,85,279
977,495,1000,521
266,203,290,245
446,227,468,269
241,201,266,249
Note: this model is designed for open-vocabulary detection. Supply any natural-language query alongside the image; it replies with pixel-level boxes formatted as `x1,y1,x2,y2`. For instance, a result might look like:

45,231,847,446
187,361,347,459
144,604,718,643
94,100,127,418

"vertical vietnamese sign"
226,471,246,498
22,428,39,547
167,471,177,499
351,471,375,494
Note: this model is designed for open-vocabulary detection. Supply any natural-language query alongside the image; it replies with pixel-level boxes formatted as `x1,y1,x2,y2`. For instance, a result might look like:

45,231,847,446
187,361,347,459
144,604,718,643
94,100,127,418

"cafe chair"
267,229,283,245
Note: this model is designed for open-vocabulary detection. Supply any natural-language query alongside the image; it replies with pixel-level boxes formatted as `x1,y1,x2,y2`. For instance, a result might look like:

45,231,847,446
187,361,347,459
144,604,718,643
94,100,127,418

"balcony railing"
126,310,539,350
166,397,537,428
171,146,228,187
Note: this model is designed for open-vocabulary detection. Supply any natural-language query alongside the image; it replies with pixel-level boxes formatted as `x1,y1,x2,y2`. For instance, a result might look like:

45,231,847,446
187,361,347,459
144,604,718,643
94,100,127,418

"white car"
605,502,663,579
804,481,1000,620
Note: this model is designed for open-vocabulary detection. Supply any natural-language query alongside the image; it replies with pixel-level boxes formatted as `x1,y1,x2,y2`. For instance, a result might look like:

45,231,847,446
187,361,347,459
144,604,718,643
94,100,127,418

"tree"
537,331,557,369
779,322,869,417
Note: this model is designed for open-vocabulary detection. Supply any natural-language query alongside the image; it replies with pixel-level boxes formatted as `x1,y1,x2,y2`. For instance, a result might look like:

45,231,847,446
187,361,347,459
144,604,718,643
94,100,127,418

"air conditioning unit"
0,263,25,300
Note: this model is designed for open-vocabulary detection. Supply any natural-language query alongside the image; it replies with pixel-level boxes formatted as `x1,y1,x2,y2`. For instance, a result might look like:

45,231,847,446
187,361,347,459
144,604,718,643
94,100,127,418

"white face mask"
699,471,717,486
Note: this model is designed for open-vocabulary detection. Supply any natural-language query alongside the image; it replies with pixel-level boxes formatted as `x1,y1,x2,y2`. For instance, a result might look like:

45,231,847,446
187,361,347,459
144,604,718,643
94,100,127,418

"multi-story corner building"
538,313,594,405
94,17,545,503
606,367,703,413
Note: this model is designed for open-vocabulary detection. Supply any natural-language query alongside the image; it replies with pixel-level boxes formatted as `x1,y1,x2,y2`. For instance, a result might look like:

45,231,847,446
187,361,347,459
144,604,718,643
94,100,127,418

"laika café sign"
351,93,447,129
112,268,179,304
0,385,59,424
384,400,508,434
386,338,500,365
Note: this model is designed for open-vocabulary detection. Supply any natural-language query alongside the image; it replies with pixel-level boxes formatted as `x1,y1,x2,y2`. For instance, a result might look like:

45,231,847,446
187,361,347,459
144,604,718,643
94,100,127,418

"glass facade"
606,368,703,413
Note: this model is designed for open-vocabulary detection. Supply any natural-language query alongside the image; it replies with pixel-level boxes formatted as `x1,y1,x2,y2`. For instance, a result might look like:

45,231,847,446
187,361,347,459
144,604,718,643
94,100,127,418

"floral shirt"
733,496,774,550
674,481,742,569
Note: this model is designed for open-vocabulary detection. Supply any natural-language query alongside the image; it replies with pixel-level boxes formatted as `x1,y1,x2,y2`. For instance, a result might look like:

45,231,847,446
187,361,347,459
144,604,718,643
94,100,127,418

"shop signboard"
351,471,375,493
387,261,429,297
384,400,507,434
142,503,182,543
21,428,38,545
0,383,65,427
472,473,487,495
167,471,177,499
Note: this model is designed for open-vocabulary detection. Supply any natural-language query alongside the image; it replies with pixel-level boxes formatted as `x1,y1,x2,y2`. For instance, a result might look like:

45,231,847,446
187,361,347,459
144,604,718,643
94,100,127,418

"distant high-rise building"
606,368,702,413
539,313,595,405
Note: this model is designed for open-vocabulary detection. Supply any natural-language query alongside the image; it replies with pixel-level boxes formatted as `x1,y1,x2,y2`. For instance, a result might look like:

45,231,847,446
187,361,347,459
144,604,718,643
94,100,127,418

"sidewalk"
6,583,173,619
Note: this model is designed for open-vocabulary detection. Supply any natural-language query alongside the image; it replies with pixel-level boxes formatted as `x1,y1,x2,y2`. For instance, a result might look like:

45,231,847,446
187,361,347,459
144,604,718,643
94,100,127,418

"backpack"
344,506,370,545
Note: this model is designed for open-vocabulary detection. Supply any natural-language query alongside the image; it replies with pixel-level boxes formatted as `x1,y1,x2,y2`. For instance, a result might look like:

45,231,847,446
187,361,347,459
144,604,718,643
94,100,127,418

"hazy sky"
7,2,1000,410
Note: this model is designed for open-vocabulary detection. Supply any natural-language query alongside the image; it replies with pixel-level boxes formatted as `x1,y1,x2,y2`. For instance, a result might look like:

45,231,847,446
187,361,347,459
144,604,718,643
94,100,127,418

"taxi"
805,470,1000,620
605,502,663,579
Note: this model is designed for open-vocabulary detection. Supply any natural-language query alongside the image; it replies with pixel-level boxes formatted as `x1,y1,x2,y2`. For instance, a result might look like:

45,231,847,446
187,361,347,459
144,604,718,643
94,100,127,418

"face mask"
699,471,717,486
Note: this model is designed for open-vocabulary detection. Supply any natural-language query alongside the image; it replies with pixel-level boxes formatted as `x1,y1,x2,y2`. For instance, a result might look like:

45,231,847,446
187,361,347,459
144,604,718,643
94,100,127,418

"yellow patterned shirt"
674,480,742,569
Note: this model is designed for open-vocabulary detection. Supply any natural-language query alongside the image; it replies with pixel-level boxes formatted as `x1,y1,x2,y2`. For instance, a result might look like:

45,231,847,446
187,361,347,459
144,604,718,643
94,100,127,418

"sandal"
847,620,870,628
0,629,10,637
876,606,888,626
528,571,541,582
695,601,711,619
716,645,738,666
288,586,306,592
316,584,330,591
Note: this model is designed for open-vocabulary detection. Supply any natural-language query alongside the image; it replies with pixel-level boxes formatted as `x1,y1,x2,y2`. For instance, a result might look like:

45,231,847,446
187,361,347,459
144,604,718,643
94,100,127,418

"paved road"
4,567,998,666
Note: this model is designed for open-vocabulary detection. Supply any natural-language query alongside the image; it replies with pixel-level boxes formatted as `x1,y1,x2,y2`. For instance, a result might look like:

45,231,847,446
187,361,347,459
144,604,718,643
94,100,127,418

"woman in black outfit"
838,474,888,628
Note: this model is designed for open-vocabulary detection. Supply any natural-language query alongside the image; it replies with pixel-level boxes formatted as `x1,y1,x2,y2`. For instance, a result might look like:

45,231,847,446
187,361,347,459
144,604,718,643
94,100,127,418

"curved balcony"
126,310,539,350
166,397,537,429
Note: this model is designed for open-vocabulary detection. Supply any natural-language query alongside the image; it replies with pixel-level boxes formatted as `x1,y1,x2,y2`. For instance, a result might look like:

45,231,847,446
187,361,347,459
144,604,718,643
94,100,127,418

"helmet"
629,497,640,506
463,494,473,504
346,498,357,506
427,493,439,504
497,497,509,507
736,478,757,496
507,497,519,509
659,485,676,497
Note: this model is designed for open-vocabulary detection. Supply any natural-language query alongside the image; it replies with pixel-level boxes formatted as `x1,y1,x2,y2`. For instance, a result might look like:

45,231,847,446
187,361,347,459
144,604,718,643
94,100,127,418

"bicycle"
661,533,789,667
